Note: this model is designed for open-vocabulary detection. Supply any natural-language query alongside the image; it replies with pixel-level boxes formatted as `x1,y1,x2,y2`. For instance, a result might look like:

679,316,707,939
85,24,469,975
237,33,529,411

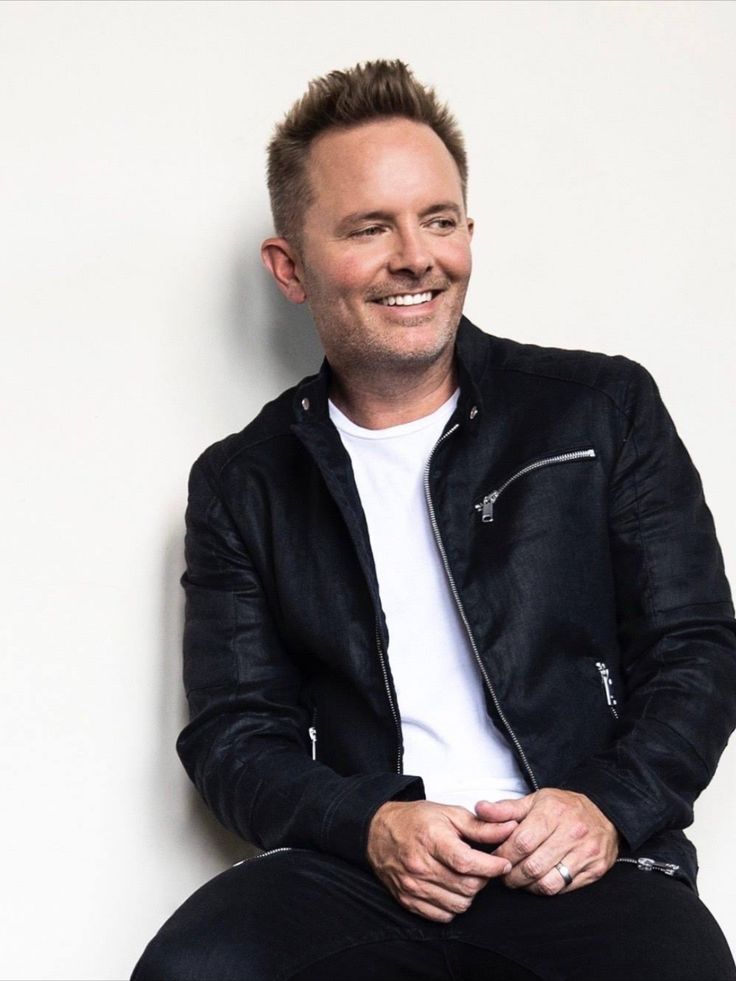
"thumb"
475,796,534,823
450,809,518,845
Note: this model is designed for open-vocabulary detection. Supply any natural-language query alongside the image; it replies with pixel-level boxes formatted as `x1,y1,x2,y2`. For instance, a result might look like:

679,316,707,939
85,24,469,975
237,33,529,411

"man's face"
294,117,473,378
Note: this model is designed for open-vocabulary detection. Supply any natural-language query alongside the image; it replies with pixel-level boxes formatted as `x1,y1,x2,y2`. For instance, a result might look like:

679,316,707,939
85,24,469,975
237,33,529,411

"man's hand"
366,800,517,922
475,789,620,896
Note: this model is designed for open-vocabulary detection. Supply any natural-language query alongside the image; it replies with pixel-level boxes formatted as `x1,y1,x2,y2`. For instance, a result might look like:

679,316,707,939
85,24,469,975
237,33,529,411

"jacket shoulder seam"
488,363,633,421
212,430,297,481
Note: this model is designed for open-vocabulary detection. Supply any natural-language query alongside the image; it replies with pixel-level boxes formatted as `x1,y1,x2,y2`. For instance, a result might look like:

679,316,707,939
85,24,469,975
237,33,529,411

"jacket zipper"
595,661,619,719
615,856,680,876
376,620,403,773
474,449,597,523
233,846,293,866
424,424,539,791
308,723,317,761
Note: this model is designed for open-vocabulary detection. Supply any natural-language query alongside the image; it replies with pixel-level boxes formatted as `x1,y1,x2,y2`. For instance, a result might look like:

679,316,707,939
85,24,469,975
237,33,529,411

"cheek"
337,255,379,296
302,245,368,302
317,246,383,298
439,240,472,280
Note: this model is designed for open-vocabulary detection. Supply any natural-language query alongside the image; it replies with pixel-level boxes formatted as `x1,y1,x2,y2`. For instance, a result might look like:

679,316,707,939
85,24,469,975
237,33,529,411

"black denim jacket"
178,317,736,890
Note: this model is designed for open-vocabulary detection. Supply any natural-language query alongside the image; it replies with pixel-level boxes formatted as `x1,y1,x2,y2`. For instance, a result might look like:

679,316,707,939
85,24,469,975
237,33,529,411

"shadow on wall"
156,241,325,869
226,237,324,402
158,528,247,868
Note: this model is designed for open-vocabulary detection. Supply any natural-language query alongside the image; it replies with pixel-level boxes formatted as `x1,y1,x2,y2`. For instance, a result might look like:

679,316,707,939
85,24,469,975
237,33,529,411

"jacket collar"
291,315,490,435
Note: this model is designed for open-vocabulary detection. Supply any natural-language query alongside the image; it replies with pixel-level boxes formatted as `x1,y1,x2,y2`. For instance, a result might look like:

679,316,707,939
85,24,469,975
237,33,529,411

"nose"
388,225,433,279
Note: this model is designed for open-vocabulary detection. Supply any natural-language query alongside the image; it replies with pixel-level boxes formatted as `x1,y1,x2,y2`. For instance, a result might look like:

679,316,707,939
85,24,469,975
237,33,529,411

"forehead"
305,118,464,219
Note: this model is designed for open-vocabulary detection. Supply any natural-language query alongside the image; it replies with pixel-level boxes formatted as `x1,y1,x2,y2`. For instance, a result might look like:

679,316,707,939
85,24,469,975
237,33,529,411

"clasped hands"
366,789,620,923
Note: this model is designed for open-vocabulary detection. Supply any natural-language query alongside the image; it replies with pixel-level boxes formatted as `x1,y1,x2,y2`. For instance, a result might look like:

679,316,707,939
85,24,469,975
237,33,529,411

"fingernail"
503,862,512,874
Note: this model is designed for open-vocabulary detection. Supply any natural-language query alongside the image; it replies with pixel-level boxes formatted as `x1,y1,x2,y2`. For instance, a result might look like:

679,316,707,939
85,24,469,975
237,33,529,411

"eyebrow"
335,202,462,234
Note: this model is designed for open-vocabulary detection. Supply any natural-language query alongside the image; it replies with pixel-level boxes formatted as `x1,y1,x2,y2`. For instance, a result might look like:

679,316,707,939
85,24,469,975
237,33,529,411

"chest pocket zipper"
474,448,597,523
308,709,317,761
595,661,619,719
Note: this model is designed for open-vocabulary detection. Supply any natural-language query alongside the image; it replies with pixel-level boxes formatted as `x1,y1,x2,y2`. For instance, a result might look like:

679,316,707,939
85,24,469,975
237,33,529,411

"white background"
1,2,734,977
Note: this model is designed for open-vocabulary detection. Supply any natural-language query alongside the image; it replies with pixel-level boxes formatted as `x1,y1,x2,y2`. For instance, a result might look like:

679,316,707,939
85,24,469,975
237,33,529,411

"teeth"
379,291,433,306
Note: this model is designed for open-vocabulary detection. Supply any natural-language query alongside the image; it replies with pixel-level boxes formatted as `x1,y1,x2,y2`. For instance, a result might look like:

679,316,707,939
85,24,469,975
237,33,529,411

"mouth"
371,289,442,308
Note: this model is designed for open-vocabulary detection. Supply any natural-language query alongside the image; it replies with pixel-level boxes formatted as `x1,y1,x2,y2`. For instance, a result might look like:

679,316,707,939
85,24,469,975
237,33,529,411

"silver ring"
555,862,573,886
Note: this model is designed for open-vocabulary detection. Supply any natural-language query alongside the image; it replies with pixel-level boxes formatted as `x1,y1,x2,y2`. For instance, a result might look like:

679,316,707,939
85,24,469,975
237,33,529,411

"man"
134,61,736,980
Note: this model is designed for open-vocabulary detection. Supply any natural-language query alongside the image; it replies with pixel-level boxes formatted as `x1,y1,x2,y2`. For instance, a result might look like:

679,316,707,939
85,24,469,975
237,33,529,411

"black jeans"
132,849,735,981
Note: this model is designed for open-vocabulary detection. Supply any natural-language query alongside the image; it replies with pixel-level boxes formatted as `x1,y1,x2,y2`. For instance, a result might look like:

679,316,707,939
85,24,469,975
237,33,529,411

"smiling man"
264,115,473,429
133,61,736,980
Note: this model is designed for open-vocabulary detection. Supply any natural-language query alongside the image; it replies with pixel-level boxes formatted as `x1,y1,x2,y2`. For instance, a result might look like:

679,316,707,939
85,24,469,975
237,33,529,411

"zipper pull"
637,858,679,875
595,661,618,709
476,490,499,523
308,726,317,761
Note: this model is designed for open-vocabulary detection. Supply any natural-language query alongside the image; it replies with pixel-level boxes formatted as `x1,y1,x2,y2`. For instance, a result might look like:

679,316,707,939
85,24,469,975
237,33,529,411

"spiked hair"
266,60,467,246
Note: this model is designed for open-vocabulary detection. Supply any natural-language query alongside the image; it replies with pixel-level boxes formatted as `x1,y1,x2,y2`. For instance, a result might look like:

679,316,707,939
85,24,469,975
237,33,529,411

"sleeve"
560,361,736,849
175,456,422,868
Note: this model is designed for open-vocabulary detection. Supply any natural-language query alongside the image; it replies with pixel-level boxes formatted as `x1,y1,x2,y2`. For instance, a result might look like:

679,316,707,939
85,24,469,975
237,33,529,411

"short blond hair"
267,59,468,246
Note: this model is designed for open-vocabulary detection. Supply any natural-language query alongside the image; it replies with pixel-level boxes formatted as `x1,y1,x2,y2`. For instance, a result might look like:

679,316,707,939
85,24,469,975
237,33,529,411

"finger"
432,836,512,879
492,814,556,867
395,849,489,896
453,814,519,846
503,824,588,889
525,837,617,897
399,876,479,919
475,796,534,823
522,847,615,897
400,895,457,923
527,858,579,897
422,857,490,894
392,876,459,922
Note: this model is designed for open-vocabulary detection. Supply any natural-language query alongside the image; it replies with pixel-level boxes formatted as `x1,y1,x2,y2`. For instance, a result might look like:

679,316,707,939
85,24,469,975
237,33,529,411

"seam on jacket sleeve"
626,400,659,620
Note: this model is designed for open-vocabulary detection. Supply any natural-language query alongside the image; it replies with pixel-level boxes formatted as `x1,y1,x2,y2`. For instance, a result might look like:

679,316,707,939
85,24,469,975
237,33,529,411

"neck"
328,354,457,430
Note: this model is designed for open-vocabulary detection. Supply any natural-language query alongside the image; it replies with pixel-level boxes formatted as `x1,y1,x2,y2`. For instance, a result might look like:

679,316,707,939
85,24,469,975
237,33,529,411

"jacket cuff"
319,773,425,869
557,764,668,850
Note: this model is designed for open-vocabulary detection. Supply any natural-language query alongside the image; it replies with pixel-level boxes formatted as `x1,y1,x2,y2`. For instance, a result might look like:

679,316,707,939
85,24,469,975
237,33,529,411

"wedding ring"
555,862,573,886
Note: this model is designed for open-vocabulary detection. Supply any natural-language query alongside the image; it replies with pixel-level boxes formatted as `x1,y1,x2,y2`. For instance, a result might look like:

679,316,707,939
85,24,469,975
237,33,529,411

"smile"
376,291,436,307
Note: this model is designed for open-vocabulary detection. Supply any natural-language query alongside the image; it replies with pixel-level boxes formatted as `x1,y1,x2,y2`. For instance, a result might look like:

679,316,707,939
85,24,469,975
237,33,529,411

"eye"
350,225,385,238
426,216,457,231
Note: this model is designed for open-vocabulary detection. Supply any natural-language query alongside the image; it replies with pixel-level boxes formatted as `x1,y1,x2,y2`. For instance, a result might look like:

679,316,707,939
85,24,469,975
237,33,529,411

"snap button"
469,405,478,420
301,398,310,411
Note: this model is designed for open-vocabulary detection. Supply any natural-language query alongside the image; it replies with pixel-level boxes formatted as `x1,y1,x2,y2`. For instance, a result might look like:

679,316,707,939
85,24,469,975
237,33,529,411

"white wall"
1,2,734,977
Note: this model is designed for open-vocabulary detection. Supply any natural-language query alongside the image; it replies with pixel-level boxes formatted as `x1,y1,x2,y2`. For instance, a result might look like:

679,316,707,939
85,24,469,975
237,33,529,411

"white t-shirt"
329,392,527,808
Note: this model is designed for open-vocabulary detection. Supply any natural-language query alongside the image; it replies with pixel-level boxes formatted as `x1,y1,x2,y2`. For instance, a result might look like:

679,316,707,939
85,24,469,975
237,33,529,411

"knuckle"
514,833,534,856
406,898,437,921
461,877,483,896
403,856,426,877
452,852,472,874
571,822,589,840
418,904,453,923
537,878,559,897
521,856,544,879
398,873,418,895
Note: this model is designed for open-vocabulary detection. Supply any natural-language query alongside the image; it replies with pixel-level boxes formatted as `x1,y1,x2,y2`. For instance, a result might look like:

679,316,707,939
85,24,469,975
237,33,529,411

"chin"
370,337,452,371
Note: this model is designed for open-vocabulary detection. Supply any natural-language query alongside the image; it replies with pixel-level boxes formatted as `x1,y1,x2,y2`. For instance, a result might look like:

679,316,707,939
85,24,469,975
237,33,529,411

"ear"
261,237,307,304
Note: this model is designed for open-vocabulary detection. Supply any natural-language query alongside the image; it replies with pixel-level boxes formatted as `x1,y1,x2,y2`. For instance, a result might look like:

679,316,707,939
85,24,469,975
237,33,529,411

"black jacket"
178,317,736,889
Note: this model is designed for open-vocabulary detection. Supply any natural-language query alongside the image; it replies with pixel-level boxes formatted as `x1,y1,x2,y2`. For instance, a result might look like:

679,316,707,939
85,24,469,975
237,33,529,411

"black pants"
132,848,735,981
